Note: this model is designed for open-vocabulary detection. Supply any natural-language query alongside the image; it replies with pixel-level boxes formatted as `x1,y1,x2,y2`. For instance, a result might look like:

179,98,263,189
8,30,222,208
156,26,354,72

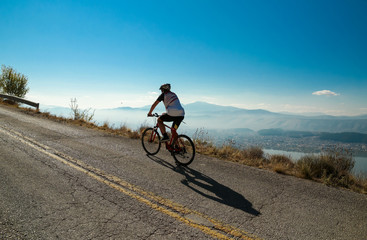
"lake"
264,149,367,175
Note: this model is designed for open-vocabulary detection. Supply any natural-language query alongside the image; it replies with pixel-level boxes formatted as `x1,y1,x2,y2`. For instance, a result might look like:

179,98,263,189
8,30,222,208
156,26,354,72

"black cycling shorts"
159,114,184,130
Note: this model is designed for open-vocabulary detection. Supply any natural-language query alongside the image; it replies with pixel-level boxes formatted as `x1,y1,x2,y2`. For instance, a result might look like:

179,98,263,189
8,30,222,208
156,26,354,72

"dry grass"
1,99,366,194
192,127,367,194
268,154,295,174
294,147,366,192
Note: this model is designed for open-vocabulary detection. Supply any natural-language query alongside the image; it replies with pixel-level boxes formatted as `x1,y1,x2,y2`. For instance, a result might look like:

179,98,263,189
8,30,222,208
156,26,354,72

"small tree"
0,65,30,98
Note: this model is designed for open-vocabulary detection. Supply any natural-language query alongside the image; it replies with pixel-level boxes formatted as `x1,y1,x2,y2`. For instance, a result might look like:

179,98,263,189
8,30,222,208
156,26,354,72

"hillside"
258,128,367,144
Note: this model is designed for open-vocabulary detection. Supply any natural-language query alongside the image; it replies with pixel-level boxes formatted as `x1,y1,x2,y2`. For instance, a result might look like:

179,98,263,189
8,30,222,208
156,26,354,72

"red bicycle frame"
151,122,178,152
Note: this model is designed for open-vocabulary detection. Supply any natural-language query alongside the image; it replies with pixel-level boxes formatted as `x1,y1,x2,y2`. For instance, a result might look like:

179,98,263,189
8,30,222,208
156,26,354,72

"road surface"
0,105,366,239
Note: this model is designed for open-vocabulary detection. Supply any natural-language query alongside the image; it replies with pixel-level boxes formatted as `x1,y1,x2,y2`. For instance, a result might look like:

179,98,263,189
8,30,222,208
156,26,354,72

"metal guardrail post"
0,94,39,110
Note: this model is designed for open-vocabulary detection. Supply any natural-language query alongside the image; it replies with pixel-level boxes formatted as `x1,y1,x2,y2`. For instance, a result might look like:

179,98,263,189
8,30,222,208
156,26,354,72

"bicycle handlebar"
148,113,160,117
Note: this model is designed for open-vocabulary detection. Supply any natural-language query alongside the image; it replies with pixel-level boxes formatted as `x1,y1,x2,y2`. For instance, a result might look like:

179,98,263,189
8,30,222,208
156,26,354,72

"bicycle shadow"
146,155,260,216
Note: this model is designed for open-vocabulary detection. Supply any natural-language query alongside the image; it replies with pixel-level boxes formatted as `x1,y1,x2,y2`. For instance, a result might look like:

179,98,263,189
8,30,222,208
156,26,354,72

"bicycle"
141,113,195,166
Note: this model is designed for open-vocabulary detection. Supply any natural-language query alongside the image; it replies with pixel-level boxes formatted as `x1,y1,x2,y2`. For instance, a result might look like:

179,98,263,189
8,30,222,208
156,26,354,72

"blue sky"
1,0,366,115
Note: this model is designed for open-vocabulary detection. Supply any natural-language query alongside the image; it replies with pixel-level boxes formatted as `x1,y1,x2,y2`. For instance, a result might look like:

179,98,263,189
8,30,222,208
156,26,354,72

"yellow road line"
0,126,261,240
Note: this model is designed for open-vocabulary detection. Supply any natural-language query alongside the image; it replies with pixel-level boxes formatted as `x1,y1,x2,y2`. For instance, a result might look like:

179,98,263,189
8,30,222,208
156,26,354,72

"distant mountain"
39,104,70,116
184,101,281,116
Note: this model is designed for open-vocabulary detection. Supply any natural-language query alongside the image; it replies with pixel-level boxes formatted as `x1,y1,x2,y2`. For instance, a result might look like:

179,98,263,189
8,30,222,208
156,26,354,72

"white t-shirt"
157,91,185,117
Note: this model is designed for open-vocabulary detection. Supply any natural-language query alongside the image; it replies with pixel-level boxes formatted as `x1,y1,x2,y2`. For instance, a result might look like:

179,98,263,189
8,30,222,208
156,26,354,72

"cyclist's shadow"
147,155,260,216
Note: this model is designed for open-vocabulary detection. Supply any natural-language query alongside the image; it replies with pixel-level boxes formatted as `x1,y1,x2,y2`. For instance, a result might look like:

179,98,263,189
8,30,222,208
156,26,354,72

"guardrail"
0,94,39,110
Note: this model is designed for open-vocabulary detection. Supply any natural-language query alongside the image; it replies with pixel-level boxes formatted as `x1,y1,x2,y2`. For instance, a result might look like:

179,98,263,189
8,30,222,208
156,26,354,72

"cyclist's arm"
148,100,160,116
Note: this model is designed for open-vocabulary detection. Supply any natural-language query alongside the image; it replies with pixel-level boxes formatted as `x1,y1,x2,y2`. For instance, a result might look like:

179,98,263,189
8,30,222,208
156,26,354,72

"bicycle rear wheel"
141,128,161,155
172,134,195,166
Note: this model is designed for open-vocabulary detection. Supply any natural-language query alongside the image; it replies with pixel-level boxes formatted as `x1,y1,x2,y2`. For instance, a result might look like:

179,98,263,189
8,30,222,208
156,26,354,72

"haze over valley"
41,101,367,155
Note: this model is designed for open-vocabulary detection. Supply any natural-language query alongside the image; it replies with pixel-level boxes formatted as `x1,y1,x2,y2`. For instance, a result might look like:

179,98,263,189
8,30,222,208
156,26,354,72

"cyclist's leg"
172,116,184,130
158,114,174,141
157,115,167,136
171,116,184,142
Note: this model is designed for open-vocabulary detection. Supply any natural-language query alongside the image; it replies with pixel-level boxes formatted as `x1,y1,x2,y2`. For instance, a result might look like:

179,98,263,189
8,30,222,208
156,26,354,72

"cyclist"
147,83,185,142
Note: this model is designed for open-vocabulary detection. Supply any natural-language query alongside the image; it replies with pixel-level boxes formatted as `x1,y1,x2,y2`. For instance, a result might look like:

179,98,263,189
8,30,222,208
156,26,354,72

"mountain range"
40,101,367,134
182,102,367,133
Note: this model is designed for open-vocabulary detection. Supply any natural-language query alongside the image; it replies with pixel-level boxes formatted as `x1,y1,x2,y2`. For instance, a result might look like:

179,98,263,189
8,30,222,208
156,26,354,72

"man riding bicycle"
147,84,185,142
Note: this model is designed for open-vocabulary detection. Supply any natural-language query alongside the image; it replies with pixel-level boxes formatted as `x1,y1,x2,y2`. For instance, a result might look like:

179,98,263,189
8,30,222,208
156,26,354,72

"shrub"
69,98,95,122
0,65,29,98
244,146,264,160
322,146,354,174
192,128,216,154
296,155,326,179
296,147,355,187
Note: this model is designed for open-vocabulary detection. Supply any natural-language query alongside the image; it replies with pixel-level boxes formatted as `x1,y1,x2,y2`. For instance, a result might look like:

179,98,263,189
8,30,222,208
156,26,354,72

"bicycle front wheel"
141,128,161,155
172,134,195,166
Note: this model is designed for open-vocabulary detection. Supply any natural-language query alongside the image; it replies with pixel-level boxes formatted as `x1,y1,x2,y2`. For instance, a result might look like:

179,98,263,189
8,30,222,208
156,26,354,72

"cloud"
312,90,340,96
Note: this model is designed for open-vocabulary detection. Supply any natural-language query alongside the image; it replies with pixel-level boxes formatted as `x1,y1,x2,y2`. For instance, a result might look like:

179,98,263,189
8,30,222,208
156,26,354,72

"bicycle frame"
147,114,179,152
151,121,178,152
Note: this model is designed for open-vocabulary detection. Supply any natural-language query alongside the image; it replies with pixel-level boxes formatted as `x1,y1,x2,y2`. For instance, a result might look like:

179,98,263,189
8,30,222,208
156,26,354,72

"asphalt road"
0,104,366,240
